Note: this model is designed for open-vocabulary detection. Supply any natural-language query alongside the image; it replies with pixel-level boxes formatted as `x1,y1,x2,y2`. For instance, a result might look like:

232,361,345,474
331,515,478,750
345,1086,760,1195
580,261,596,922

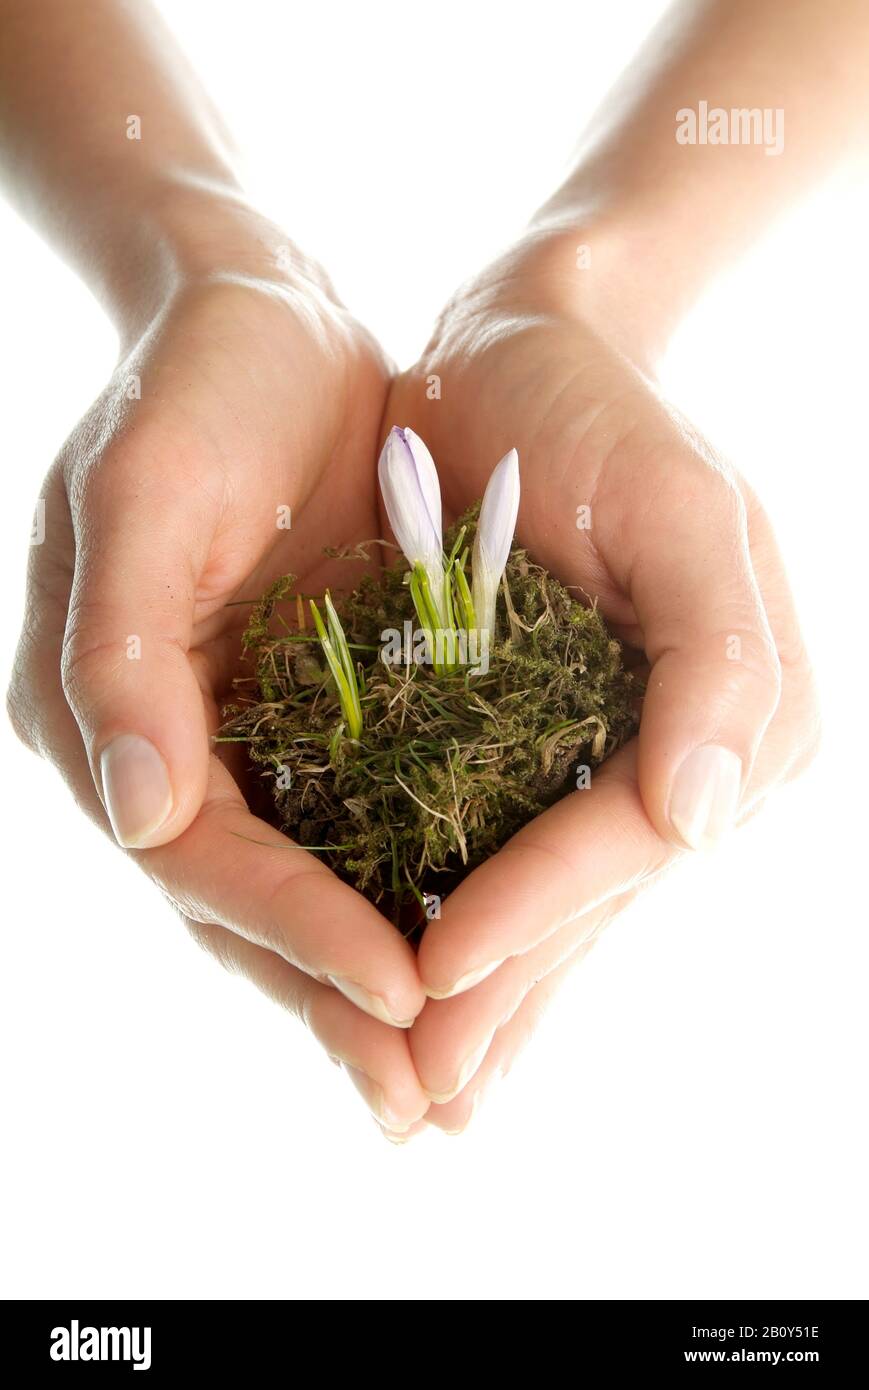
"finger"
60,438,220,850
10,489,425,1032
143,754,427,1028
419,742,675,998
411,891,633,1102
425,945,595,1135
8,473,96,787
401,334,785,848
432,350,783,852
374,1117,431,1145
584,419,781,852
186,917,429,1131
13,578,426,1034
736,480,821,794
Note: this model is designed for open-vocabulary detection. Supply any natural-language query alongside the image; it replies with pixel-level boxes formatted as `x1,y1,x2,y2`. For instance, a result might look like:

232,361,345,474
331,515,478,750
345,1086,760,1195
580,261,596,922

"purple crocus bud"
378,426,446,621
472,448,520,640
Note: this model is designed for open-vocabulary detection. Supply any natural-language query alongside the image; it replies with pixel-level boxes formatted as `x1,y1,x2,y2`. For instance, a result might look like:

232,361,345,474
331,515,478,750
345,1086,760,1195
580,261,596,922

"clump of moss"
219,511,640,931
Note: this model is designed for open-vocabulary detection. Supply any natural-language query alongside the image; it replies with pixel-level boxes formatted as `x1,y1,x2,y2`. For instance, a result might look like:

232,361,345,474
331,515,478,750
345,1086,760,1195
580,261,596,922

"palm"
13,251,816,1137
379,278,817,1135
145,280,391,688
385,314,649,640
29,277,391,830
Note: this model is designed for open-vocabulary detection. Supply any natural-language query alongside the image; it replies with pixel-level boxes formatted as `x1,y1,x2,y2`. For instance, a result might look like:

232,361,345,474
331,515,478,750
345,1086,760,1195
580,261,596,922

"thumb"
61,472,215,850
628,460,782,851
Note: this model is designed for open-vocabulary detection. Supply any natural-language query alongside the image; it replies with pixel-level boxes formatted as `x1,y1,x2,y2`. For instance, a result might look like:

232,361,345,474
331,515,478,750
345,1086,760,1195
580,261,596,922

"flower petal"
378,426,446,621
378,426,443,572
404,427,442,542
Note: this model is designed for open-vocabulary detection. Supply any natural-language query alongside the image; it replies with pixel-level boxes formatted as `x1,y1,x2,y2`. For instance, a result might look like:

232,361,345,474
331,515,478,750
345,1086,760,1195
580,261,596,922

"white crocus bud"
472,448,520,641
378,426,446,622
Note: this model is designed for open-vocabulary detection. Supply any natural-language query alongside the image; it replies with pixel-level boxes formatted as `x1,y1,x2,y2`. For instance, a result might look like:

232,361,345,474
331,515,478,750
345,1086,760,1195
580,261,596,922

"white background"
1,0,866,1300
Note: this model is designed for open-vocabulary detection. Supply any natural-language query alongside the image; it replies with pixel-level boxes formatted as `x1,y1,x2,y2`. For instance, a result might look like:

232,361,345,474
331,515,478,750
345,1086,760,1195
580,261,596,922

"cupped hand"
7,227,429,1134
385,228,821,1133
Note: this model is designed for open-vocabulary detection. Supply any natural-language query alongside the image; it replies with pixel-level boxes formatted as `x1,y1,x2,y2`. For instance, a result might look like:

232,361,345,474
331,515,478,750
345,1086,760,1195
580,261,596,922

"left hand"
384,227,821,1133
7,221,430,1136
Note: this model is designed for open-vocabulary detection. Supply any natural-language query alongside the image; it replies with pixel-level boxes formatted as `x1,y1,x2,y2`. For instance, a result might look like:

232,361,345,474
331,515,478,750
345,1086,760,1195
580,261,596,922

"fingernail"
442,1066,506,1135
424,1034,493,1104
441,1090,484,1136
375,1118,424,1145
100,734,173,848
341,1063,409,1130
425,959,504,1000
380,1128,413,1146
669,745,742,850
327,976,414,1028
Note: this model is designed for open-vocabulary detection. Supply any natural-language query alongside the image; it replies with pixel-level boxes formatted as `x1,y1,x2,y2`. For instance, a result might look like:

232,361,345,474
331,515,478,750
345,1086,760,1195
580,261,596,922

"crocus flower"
472,448,520,641
378,426,446,623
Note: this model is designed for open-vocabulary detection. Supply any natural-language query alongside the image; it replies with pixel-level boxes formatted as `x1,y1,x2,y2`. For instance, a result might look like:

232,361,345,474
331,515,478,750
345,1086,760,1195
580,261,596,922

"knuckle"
782,673,823,784
796,719,823,777
6,610,61,759
179,911,241,975
742,635,783,705
795,722,817,778
60,623,129,711
6,670,39,754
712,627,783,716
298,985,324,1038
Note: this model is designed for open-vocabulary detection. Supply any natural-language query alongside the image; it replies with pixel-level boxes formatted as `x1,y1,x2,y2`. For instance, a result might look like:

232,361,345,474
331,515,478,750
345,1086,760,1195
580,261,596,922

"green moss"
219,510,640,932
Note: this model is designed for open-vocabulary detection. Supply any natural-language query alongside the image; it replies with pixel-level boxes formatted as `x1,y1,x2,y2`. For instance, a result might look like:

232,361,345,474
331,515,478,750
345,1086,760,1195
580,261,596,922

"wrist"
499,214,697,372
102,179,334,346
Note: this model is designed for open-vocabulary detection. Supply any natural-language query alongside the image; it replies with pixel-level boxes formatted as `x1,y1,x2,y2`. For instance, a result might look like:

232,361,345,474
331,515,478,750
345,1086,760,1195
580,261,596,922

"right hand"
385,226,821,1132
7,214,429,1137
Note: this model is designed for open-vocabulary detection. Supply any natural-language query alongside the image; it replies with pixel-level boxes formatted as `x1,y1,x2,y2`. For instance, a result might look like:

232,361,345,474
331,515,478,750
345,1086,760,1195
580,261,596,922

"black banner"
1,1300,865,1374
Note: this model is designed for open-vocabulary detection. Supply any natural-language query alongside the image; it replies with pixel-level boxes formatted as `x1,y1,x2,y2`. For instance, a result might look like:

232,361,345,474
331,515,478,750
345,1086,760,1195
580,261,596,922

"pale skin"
6,0,862,1138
